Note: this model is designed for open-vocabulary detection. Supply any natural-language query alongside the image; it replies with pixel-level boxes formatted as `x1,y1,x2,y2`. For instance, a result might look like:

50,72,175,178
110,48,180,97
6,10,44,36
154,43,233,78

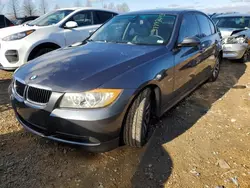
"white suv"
0,8,118,70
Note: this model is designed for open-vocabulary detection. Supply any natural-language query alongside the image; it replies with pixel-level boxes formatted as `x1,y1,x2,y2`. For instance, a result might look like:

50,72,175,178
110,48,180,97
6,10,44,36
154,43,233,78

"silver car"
215,14,250,62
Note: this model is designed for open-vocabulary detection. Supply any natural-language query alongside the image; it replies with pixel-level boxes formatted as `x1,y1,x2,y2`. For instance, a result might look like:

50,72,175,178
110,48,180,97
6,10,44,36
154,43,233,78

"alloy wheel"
142,100,151,140
213,57,220,78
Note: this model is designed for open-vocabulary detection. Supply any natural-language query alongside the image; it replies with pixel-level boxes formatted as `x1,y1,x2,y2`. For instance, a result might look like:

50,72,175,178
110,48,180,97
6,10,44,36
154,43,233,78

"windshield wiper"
86,40,132,44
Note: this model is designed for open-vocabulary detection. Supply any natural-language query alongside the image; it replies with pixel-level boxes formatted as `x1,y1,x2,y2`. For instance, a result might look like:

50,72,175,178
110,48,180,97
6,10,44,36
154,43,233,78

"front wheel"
33,48,56,59
209,55,221,82
123,88,152,148
240,50,249,63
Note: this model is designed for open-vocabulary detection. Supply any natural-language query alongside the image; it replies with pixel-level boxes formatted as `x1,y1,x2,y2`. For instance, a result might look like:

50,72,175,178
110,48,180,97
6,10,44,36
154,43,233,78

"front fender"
100,51,175,117
24,39,64,63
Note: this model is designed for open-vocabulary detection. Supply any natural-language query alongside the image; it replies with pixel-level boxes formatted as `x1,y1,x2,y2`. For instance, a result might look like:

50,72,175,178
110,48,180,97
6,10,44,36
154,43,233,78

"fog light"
5,50,19,63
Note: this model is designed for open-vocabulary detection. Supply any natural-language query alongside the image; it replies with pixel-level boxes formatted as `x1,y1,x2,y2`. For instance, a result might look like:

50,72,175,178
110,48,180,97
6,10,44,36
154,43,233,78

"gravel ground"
0,60,250,188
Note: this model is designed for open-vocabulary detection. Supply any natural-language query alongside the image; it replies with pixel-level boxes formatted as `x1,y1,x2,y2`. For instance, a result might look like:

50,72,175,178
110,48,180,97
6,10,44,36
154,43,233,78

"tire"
123,88,152,148
209,55,221,82
32,48,56,60
240,50,249,63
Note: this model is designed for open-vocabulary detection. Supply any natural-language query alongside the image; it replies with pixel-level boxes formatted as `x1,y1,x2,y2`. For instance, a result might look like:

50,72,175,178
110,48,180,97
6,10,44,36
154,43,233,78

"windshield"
89,14,176,45
28,10,73,26
216,16,250,29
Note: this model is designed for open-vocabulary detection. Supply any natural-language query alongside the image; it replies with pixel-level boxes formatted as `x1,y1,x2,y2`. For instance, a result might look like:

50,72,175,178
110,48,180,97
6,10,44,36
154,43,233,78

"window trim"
208,17,216,34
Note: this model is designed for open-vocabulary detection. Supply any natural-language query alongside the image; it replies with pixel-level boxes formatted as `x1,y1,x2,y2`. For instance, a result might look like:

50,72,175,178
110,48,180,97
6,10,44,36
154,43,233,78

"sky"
2,0,250,14
54,0,250,13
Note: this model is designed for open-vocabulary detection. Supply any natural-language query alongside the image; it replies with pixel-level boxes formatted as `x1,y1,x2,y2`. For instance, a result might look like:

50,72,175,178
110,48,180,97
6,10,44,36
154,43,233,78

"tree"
116,3,130,13
54,4,60,10
8,0,20,19
85,0,92,7
107,2,115,10
116,4,123,12
120,3,129,12
0,0,5,14
74,0,83,7
103,3,108,9
23,0,37,16
39,0,48,14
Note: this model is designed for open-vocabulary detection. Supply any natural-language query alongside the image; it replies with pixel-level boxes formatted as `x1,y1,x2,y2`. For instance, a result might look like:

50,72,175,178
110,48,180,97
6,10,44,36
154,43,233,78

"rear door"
63,11,99,46
173,13,202,95
194,13,217,82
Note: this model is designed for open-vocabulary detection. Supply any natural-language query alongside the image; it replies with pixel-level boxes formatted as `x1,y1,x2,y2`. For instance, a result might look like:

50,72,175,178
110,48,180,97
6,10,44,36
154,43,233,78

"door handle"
199,43,206,53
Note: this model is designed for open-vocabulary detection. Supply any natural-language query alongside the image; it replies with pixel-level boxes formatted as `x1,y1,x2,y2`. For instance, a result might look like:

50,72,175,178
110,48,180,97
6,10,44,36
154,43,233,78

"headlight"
59,89,122,109
2,30,35,41
225,35,248,44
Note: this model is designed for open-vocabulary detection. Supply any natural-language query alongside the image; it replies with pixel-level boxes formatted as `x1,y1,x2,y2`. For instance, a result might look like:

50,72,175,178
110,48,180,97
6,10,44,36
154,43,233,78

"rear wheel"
209,55,221,82
123,88,152,148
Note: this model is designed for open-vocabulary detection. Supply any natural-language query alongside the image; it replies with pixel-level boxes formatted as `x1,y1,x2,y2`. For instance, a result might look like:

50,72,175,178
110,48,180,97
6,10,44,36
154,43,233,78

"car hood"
0,24,39,39
219,27,248,38
14,42,165,92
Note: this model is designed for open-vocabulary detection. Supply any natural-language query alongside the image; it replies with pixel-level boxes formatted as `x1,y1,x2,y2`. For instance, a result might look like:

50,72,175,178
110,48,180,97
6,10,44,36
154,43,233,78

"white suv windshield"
28,10,74,26
89,14,176,45
217,16,250,29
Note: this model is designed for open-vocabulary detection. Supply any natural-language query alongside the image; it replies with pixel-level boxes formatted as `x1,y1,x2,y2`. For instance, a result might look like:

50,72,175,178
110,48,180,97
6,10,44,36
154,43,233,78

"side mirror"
64,21,78,29
178,36,201,47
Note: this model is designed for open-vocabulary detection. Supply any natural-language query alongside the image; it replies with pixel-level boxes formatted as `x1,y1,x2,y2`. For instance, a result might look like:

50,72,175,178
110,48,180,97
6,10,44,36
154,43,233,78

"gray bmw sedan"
10,9,223,152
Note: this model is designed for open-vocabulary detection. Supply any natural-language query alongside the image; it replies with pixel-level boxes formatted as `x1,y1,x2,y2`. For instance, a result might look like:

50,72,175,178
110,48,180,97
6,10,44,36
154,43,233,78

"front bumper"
223,43,248,59
10,88,133,152
0,40,31,70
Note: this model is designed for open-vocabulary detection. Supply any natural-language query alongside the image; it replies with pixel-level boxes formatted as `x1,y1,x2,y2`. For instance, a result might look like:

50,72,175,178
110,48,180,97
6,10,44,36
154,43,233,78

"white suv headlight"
225,35,248,44
59,89,122,109
2,30,35,41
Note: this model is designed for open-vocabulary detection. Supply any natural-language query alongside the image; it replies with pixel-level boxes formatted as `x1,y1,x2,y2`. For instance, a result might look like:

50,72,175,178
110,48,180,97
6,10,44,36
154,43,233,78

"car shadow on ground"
131,60,247,187
0,60,247,188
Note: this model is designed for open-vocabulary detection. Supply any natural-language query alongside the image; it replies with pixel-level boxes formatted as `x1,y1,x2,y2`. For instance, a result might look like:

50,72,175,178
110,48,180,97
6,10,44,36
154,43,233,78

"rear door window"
178,13,200,43
93,11,115,24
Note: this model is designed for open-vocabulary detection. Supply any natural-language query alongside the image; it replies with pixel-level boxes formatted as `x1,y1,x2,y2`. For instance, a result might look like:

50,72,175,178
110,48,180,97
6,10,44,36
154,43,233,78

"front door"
63,11,100,46
173,13,202,96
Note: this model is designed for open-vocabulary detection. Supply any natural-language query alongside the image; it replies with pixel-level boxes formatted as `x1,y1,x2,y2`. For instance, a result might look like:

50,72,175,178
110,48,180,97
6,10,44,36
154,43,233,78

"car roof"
122,9,205,16
57,7,118,14
216,13,250,18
